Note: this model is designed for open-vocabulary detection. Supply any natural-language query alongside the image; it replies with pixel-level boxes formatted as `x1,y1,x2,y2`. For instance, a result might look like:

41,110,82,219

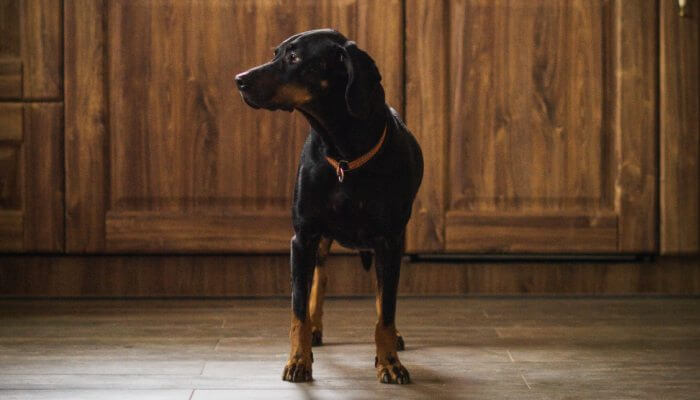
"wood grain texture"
613,0,658,252
66,0,402,253
0,58,22,99
0,103,23,251
0,142,22,212
0,103,63,252
660,0,699,254
0,103,23,141
449,0,608,214
21,0,63,99
0,0,22,98
0,0,21,58
0,255,698,297
0,211,22,251
64,0,107,252
405,0,447,252
0,0,62,99
0,104,23,214
23,103,64,252
405,0,657,254
445,212,618,253
105,212,291,253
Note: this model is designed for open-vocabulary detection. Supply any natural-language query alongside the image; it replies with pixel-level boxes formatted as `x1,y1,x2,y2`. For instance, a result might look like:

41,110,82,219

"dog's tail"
359,251,373,271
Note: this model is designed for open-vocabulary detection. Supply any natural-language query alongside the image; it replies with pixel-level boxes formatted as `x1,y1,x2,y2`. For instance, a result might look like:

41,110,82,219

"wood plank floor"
0,298,699,399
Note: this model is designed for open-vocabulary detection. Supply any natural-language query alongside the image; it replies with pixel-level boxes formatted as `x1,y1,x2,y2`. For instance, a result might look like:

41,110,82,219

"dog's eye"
288,52,301,64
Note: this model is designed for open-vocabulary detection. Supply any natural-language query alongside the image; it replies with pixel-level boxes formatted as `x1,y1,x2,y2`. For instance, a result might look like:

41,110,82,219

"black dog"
235,29,423,384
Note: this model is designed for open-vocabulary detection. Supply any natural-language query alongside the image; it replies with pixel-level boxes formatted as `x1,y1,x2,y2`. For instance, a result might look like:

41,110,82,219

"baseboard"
0,255,698,297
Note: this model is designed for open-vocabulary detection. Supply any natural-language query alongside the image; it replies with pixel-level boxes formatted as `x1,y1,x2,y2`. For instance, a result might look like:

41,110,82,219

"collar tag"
336,160,349,182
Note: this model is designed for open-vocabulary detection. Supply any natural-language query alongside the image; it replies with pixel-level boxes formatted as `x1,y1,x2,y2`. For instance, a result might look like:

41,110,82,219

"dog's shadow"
295,342,459,400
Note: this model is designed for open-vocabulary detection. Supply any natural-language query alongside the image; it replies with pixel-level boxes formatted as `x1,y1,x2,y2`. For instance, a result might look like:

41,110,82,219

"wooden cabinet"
406,0,659,253
64,0,403,253
1,0,696,256
0,0,63,252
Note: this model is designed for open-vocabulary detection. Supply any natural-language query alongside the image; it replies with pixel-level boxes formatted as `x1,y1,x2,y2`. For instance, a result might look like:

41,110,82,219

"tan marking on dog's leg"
309,237,332,346
374,293,410,384
396,329,405,351
283,311,313,382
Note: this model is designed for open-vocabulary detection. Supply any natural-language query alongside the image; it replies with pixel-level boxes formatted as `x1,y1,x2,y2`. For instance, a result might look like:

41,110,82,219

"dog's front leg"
373,236,410,384
282,233,320,382
309,237,332,346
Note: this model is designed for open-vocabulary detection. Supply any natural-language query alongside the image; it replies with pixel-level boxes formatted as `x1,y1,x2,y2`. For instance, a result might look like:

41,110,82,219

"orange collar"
325,124,387,182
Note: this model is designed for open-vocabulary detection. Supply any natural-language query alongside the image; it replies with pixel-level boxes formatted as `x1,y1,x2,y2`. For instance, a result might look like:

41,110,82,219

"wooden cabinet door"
0,0,63,252
65,0,403,253
406,0,657,253
660,0,699,254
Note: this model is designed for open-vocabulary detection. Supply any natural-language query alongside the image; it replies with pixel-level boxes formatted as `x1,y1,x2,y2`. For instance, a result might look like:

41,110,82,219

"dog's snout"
235,73,248,90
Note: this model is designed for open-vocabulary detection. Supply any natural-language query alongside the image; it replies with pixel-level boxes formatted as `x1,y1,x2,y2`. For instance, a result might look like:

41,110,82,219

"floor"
0,298,699,399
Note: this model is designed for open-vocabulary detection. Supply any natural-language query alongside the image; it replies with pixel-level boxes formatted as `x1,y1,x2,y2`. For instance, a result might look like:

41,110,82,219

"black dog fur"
235,29,423,384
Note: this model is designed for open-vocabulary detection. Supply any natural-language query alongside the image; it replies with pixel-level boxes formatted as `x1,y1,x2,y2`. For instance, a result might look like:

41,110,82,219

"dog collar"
325,124,387,183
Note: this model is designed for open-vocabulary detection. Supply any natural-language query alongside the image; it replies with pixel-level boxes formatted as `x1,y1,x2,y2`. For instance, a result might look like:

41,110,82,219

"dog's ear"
340,41,384,119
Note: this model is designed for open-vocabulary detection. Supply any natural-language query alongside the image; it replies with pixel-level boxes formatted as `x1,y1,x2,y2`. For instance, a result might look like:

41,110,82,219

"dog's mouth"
238,90,295,112
237,91,261,109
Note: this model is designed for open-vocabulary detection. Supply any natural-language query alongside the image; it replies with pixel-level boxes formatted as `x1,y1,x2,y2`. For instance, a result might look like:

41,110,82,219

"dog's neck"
296,90,387,161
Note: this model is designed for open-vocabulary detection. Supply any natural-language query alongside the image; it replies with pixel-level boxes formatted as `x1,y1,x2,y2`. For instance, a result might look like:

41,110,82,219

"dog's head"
235,29,384,119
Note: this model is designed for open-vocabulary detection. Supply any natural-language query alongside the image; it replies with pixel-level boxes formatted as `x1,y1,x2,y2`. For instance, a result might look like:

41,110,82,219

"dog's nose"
235,73,247,90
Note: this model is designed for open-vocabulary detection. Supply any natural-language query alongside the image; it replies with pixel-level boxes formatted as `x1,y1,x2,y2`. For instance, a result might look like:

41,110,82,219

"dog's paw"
396,334,405,351
311,329,323,346
375,355,411,384
282,353,313,382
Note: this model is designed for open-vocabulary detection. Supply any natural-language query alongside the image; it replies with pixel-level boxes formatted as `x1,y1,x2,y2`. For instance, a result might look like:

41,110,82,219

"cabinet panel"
0,103,64,252
660,0,699,254
0,103,25,251
0,0,22,98
0,0,62,99
65,0,403,253
407,0,657,253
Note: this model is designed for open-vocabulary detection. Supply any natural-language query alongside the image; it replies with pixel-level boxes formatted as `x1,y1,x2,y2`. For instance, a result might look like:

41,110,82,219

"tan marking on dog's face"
320,80,329,89
272,84,313,105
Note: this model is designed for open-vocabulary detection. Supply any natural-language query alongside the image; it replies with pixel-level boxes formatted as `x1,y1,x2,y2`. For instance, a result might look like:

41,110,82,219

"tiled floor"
0,298,699,399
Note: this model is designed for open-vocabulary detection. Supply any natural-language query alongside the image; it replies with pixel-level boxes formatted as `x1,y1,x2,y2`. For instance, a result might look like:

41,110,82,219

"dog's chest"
328,186,374,219
323,185,388,244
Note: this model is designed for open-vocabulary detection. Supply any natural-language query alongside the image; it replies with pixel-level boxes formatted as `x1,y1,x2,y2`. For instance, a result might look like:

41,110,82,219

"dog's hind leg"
309,237,332,346
360,250,404,350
